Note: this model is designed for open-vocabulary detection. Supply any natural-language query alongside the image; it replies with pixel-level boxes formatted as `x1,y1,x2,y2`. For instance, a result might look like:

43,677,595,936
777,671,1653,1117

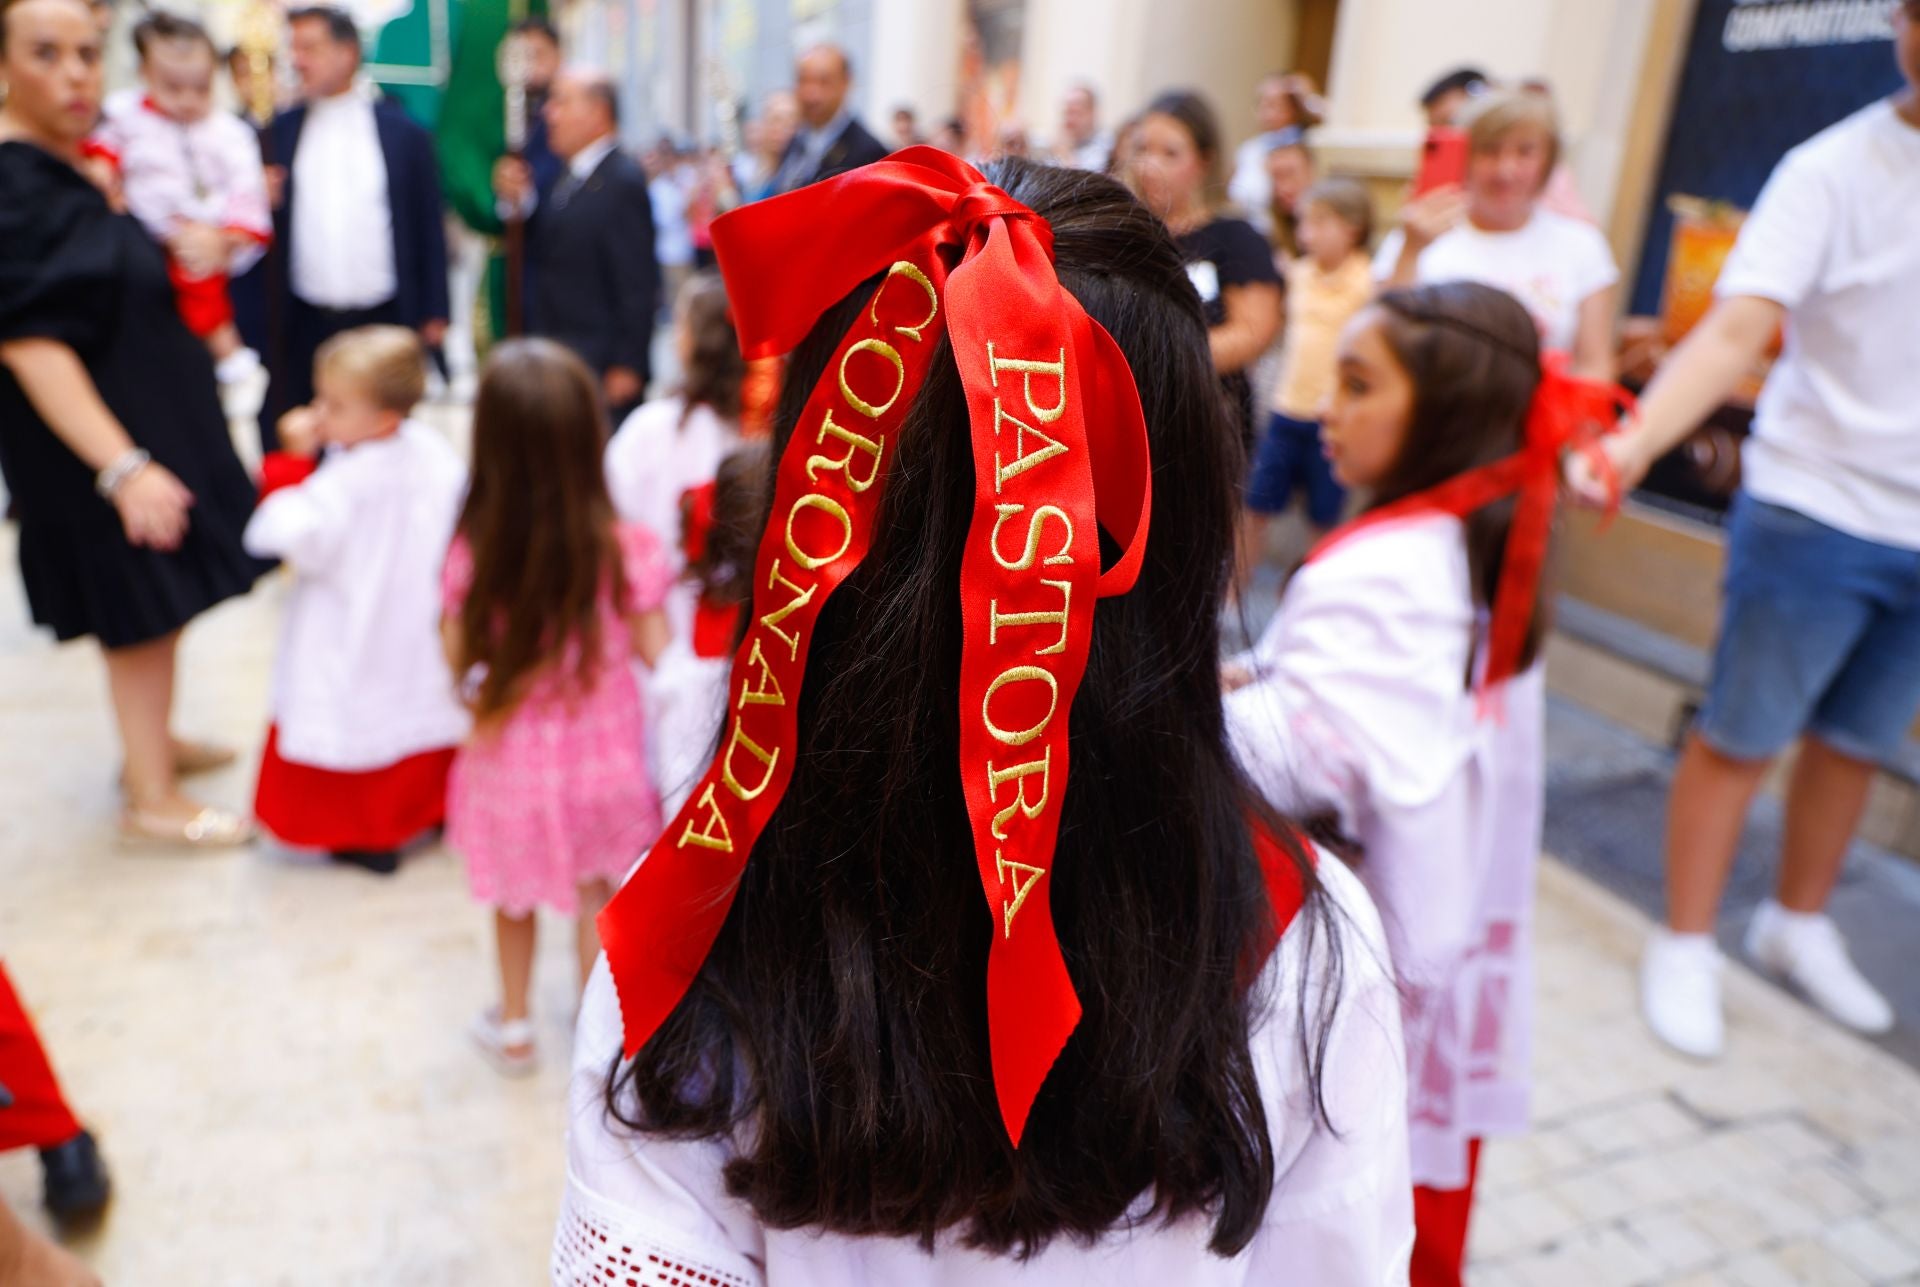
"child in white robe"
1228,279,1589,1287
244,326,469,874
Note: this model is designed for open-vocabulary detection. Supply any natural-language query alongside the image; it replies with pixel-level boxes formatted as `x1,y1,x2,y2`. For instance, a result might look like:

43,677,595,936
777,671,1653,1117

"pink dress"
442,523,671,916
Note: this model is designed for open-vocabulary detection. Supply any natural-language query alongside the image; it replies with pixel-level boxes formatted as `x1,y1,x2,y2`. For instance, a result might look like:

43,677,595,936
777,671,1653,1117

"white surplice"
554,856,1412,1285
243,421,470,771
1226,512,1544,1190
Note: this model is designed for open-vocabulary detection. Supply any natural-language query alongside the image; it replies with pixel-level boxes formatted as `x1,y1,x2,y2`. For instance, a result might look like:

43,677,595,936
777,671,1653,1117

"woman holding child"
0,0,265,845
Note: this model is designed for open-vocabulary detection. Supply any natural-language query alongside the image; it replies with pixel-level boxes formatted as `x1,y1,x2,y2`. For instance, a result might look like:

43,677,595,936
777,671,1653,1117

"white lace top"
553,858,1413,1285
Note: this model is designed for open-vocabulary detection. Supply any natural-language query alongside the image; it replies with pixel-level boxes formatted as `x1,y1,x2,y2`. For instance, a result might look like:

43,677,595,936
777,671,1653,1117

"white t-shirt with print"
1373,209,1619,354
1716,98,1920,552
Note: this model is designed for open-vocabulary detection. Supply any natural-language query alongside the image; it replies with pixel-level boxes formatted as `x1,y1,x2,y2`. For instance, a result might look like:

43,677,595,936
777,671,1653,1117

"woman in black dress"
1,0,264,845
1125,90,1283,446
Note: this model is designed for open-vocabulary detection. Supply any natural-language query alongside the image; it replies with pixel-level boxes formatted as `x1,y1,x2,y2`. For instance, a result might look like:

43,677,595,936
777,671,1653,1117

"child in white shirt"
96,12,270,384
245,326,468,874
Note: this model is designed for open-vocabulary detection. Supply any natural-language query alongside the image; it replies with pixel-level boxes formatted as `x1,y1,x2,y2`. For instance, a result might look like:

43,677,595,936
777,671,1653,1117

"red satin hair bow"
1309,351,1635,702
596,146,1153,1145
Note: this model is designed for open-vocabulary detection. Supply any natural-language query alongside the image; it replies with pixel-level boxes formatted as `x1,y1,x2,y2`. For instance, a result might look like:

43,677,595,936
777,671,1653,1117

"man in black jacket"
495,68,658,419
259,5,450,447
770,44,889,195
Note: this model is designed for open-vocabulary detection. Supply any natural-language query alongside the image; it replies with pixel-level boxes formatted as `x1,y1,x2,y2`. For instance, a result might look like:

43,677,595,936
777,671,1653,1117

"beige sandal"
118,805,256,849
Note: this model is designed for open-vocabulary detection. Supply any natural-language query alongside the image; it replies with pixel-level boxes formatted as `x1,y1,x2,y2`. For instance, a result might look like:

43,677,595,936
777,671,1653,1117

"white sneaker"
1641,930,1725,1060
1743,900,1895,1035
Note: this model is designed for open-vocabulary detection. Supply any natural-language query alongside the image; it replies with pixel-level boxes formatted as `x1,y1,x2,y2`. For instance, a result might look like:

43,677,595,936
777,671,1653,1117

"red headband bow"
596,147,1153,1145
1309,351,1633,704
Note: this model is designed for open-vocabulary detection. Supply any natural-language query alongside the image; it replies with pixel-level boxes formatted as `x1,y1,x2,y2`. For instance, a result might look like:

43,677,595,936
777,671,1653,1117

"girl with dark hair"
442,339,675,1076
647,441,768,818
553,152,1413,1283
1127,90,1282,445
1228,280,1627,1287
606,272,745,643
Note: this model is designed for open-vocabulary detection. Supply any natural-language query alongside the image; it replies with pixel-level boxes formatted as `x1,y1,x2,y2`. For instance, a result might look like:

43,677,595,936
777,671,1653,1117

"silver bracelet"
95,447,151,500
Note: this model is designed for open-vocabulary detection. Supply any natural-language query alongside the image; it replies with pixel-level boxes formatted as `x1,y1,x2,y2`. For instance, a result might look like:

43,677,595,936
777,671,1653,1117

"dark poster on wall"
1629,0,1903,315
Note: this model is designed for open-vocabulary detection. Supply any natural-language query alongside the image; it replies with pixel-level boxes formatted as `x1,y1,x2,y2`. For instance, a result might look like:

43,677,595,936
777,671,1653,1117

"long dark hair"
453,339,627,721
683,440,767,609
605,161,1336,1258
1369,281,1551,677
676,272,746,428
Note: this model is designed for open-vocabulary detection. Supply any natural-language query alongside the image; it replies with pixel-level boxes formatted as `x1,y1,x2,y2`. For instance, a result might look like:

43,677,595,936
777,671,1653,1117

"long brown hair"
453,339,627,720
1369,281,1551,677
676,272,746,428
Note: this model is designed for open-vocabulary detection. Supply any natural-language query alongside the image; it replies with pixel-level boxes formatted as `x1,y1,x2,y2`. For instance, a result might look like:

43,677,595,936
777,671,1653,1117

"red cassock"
254,725,454,852
0,962,82,1153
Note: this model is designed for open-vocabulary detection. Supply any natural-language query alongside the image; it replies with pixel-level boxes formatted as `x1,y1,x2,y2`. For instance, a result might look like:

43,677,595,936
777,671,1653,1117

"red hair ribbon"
1308,352,1635,704
596,147,1156,1145
678,480,717,565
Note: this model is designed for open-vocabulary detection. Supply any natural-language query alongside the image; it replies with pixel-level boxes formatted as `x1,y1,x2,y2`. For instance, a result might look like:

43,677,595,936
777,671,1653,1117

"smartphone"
1413,127,1469,197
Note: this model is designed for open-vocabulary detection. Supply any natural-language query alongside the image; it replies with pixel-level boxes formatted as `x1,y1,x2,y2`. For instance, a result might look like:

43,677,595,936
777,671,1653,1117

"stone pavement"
4,476,1919,1283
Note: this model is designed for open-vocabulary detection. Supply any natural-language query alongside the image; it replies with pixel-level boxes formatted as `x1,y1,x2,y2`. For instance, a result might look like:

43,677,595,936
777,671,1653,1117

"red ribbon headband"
596,147,1153,1146
1309,352,1636,699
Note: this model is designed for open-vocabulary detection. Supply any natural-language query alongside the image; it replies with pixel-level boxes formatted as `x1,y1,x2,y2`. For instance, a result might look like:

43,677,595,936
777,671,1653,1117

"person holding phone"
1376,90,1617,381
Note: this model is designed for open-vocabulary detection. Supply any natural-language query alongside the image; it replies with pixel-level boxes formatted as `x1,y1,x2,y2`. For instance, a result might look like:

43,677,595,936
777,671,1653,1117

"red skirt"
254,725,455,852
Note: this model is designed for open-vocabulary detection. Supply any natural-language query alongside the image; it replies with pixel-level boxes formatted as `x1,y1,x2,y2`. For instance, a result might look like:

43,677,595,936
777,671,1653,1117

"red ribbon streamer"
596,148,1164,1145
1307,352,1635,704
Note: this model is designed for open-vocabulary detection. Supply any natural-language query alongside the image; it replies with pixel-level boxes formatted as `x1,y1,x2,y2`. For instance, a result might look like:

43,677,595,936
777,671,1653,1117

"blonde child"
442,339,673,1075
244,325,468,874
96,11,270,384
1245,177,1375,535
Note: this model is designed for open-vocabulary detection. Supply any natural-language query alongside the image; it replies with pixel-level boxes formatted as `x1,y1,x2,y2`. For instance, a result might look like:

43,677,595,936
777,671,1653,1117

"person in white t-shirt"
1377,90,1618,379
1570,5,1920,1059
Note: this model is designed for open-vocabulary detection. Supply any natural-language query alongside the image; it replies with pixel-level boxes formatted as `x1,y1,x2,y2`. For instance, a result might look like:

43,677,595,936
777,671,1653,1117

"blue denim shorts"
1246,412,1347,527
1696,492,1920,763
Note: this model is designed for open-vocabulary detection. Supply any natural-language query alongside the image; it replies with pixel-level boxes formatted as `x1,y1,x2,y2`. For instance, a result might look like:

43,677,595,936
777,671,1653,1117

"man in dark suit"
770,44,889,195
494,68,658,420
260,5,449,447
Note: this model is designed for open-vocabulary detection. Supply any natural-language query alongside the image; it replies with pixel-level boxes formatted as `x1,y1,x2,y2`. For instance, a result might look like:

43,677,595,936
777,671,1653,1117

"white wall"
1016,0,1297,151
1317,0,1659,222
867,0,966,128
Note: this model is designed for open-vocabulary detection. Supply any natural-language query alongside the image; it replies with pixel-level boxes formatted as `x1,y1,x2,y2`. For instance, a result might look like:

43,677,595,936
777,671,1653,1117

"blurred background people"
262,4,449,448
1262,134,1316,262
495,68,659,421
1128,89,1282,444
1227,70,1323,233
889,103,921,150
1053,81,1112,170
770,43,886,193
1420,65,1491,129
1377,89,1618,380
1,0,265,846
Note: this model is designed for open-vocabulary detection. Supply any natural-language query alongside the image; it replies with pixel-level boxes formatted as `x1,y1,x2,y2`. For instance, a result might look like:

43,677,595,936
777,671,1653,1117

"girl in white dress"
556,157,1414,1285
1227,280,1607,1287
